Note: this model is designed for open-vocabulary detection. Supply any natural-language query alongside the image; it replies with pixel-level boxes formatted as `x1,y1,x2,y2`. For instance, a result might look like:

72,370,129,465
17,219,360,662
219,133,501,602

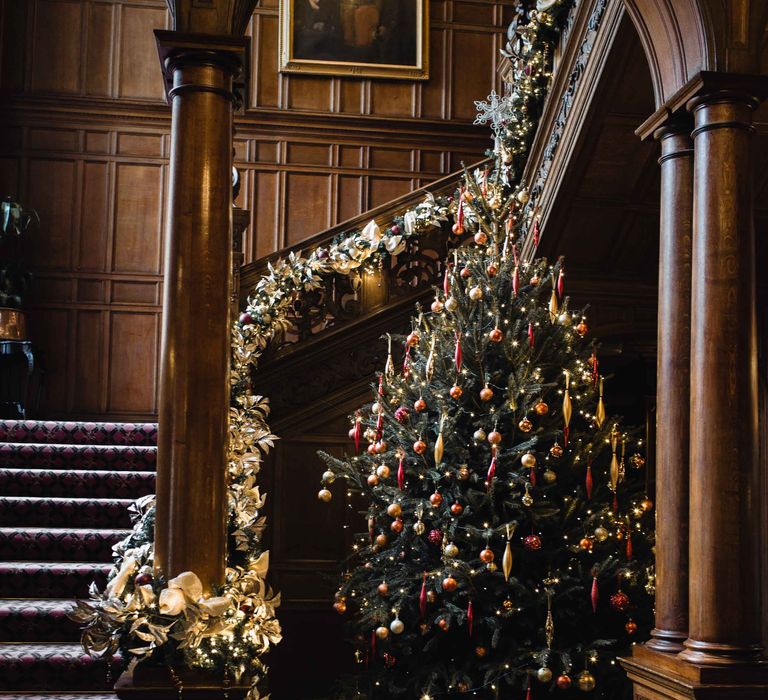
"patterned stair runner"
0,419,156,696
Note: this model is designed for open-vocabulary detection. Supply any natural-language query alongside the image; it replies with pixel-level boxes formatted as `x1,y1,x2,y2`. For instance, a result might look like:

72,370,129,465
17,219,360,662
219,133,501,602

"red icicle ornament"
563,426,570,447
557,265,565,299
443,264,452,297
369,516,375,544
585,461,593,499
513,265,520,297
375,413,384,442
397,456,405,491
419,572,428,619
529,467,537,487
486,455,497,487
467,600,474,637
378,375,384,396
455,332,463,372
528,322,535,348
354,416,361,453
626,531,633,560
591,352,599,387
371,629,376,657
526,685,533,700
532,217,540,248
591,575,599,613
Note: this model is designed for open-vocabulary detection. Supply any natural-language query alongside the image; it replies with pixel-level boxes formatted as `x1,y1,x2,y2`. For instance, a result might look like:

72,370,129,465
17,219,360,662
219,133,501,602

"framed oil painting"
279,0,429,80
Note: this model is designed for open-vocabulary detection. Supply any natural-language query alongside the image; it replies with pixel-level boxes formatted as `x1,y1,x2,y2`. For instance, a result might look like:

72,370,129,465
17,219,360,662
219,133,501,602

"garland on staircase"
73,1,571,697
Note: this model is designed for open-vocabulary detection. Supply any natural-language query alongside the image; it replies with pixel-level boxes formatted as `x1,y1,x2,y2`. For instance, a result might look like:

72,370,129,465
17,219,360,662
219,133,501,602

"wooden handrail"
238,157,490,303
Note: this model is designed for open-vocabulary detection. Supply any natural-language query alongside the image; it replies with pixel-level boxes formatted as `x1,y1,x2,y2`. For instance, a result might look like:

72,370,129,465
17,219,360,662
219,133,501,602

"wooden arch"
622,0,768,107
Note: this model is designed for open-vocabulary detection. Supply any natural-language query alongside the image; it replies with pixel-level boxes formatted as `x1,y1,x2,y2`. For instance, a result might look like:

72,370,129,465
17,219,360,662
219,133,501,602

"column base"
115,664,252,699
647,628,688,653
621,645,768,700
679,639,766,666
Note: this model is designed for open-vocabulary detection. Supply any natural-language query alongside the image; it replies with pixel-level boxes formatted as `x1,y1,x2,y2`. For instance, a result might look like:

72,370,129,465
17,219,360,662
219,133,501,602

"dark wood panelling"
0,0,514,419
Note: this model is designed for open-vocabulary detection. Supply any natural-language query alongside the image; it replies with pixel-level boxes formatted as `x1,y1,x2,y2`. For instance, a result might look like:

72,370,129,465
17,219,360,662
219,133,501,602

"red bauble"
487,263,498,277
438,617,450,631
489,327,503,342
479,548,494,563
428,529,443,545
390,225,401,235
524,534,542,551
429,492,443,506
474,231,488,245
452,223,464,235
479,386,494,401
556,675,572,690
414,398,427,412
626,619,638,634
460,267,472,279
375,440,387,454
579,537,594,552
394,407,410,423
442,576,458,592
414,439,427,454
134,573,153,586
378,582,389,596
450,502,464,516
474,646,487,657
487,430,502,445
374,533,388,547
367,444,377,455
450,385,463,399
390,518,404,533
610,591,630,612
406,331,420,347
332,600,346,614
534,400,549,415
239,312,253,326
576,321,588,337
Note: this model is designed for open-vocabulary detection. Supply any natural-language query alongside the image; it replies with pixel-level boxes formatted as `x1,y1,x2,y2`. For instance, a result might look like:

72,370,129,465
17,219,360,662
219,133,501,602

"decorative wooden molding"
519,0,624,258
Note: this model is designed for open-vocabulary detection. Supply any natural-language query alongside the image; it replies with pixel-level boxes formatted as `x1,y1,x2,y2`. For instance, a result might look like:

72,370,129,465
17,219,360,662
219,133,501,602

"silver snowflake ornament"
474,88,516,135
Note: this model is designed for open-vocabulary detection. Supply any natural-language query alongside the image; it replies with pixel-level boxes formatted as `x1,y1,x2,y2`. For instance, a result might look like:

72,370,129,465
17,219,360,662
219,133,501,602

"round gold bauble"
375,626,389,640
537,667,553,683
543,469,557,484
374,533,388,547
473,428,487,442
450,385,463,399
387,503,402,517
534,400,549,415
444,542,459,558
367,473,379,486
377,464,391,479
322,470,336,484
431,299,444,314
521,452,537,468
518,417,533,432
445,296,459,312
594,527,609,542
468,286,484,301
576,671,596,692
549,442,563,458
390,618,405,634
318,488,332,502
457,466,470,480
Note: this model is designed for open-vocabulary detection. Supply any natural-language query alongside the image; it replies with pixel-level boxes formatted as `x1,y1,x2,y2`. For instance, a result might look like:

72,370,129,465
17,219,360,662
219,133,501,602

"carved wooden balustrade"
238,161,489,365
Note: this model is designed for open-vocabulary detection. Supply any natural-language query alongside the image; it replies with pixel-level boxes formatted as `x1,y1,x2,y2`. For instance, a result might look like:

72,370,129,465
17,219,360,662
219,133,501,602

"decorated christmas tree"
317,159,655,698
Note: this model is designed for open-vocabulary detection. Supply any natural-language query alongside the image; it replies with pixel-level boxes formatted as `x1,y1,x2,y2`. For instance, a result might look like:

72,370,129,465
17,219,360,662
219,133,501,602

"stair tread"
0,561,112,568
0,599,77,610
0,695,116,699
0,642,96,657
0,419,157,448
0,528,130,535
0,496,133,504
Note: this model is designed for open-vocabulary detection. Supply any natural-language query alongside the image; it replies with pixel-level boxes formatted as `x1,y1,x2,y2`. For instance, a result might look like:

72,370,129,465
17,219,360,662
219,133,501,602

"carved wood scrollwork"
263,224,454,358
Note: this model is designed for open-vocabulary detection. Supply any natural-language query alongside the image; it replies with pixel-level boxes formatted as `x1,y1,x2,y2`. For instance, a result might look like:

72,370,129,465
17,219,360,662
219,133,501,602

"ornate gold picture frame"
279,0,429,80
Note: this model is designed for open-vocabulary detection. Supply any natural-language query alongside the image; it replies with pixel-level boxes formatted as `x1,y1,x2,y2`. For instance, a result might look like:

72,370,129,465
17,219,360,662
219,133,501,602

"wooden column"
646,121,693,654
153,33,246,592
679,90,763,666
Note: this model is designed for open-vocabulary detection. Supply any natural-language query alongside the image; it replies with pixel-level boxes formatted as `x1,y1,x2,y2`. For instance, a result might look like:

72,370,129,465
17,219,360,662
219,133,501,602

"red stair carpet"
0,419,157,697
